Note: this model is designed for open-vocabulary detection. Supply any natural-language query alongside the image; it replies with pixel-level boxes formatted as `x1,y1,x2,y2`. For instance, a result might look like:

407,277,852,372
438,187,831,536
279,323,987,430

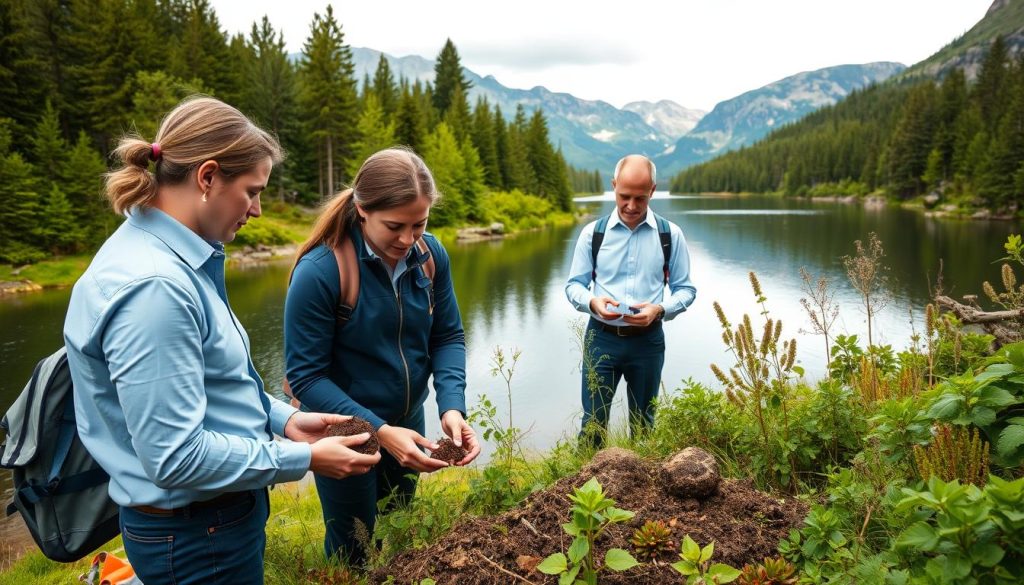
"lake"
0,193,1014,566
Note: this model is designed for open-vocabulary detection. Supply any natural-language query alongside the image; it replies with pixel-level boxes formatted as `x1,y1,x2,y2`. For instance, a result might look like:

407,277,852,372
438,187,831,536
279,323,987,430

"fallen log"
935,295,1023,346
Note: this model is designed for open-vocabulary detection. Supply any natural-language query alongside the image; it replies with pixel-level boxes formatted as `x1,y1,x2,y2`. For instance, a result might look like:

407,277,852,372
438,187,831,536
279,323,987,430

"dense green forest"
671,37,1024,209
0,0,577,264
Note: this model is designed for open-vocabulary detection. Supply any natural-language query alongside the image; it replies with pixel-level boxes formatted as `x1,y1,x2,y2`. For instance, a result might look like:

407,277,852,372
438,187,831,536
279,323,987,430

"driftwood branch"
935,295,1023,346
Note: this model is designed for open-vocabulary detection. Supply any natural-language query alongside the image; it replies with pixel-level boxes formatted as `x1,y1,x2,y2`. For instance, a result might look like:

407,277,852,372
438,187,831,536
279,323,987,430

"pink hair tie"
150,143,162,162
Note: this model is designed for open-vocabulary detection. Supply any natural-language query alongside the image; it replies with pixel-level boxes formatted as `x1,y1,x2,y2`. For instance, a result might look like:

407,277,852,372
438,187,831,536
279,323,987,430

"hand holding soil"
377,424,448,472
324,417,380,455
429,437,468,465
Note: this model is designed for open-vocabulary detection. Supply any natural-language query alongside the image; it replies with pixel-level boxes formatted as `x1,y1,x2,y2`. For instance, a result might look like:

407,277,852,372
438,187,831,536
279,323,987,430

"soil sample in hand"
430,437,467,465
325,417,380,455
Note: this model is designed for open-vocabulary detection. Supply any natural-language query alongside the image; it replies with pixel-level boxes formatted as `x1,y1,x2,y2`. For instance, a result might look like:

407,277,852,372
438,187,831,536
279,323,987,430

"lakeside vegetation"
672,36,1024,215
0,0,583,266
4,233,1024,583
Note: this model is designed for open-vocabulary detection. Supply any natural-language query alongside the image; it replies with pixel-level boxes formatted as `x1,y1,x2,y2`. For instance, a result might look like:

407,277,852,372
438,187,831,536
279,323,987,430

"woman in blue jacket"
284,147,480,564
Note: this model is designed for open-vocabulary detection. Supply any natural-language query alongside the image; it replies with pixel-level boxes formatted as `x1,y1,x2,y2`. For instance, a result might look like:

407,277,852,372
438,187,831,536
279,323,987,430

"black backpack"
0,347,120,562
591,212,673,282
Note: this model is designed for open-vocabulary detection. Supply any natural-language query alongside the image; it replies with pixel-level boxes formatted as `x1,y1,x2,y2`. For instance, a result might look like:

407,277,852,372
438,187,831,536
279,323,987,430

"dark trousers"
580,319,666,448
119,489,269,585
314,406,424,566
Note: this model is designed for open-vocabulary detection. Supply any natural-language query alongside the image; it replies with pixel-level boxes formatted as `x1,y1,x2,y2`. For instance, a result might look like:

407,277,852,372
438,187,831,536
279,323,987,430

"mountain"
622,100,706,139
669,0,1024,209
350,47,679,173
654,62,906,179
902,0,1024,81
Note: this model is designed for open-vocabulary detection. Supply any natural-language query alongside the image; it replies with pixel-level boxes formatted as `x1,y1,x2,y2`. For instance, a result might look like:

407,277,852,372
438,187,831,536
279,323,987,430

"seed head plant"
711,272,802,489
799,267,840,371
913,424,990,487
842,232,891,349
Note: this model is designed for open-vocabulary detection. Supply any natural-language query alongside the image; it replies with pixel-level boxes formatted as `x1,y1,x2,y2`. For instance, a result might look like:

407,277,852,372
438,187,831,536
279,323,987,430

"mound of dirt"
430,437,468,465
370,447,807,584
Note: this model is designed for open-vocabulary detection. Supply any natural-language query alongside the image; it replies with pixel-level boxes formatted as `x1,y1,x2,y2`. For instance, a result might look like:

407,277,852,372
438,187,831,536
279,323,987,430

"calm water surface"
0,193,1014,564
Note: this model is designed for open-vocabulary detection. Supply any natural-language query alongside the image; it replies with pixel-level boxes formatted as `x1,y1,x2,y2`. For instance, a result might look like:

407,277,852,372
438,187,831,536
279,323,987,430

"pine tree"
0,120,44,263
504,105,536,193
421,122,467,227
38,184,82,253
0,0,50,139
395,81,428,154
492,105,511,189
25,0,75,137
298,5,359,197
170,0,235,99
347,94,396,178
63,130,110,243
244,15,300,199
432,38,471,116
885,83,938,198
975,36,1009,131
31,100,65,184
371,54,398,116
470,97,501,188
457,138,487,220
443,84,472,143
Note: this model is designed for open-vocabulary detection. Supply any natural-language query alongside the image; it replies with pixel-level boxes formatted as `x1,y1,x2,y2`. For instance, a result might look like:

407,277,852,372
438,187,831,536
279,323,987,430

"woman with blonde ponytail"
63,96,379,585
285,147,480,565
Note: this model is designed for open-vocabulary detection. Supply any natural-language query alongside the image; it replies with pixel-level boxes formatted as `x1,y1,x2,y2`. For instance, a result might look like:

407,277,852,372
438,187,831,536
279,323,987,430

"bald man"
565,155,697,447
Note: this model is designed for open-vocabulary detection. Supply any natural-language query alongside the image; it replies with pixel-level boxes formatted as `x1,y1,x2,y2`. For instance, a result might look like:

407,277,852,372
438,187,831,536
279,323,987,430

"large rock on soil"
659,447,720,500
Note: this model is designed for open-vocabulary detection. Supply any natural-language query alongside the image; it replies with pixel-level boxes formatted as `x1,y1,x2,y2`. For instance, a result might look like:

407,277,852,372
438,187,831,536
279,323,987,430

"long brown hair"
105,96,284,214
293,147,439,270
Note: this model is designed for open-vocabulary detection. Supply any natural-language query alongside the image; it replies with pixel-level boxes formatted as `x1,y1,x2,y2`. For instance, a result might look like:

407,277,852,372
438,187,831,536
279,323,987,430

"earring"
202,191,208,202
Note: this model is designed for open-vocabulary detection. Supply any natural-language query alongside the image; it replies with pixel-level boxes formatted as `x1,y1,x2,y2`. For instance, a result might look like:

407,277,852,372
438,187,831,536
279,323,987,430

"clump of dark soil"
325,417,379,455
371,446,807,584
430,437,467,465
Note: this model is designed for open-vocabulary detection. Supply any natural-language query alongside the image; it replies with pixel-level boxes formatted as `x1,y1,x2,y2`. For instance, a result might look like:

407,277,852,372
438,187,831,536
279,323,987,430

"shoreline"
0,217,580,298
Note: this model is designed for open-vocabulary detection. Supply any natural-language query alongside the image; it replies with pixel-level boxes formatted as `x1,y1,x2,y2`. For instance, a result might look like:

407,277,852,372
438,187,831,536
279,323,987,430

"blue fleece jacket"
283,229,467,429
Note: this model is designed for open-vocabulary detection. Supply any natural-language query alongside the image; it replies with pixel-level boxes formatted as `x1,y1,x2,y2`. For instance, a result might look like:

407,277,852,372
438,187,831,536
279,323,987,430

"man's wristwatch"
654,305,665,321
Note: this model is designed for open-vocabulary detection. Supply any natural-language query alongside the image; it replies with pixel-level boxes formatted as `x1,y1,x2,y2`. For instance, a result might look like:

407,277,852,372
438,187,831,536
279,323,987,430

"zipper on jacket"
396,278,412,419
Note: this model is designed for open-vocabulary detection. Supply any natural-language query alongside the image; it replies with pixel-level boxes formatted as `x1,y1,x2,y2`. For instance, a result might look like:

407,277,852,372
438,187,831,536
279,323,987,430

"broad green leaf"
671,560,698,575
1000,341,1024,367
681,535,700,560
927,395,963,420
977,385,1018,408
997,425,1024,457
700,541,715,563
967,406,996,427
568,536,589,564
943,553,972,579
708,563,743,583
970,542,1005,567
604,548,640,571
558,565,580,585
537,553,568,575
562,521,580,536
896,522,939,550
604,507,635,523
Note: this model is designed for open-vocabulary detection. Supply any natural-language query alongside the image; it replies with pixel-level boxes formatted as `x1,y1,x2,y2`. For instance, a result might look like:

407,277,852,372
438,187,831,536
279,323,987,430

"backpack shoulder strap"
332,235,360,323
590,214,610,281
655,213,672,284
415,238,435,282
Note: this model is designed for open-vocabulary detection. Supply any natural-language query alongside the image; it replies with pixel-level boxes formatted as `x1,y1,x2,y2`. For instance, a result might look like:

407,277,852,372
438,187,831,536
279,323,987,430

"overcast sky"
210,0,994,111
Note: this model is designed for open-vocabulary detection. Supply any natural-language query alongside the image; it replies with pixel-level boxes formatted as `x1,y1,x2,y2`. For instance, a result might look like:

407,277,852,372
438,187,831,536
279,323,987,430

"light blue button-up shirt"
63,208,311,508
565,209,697,325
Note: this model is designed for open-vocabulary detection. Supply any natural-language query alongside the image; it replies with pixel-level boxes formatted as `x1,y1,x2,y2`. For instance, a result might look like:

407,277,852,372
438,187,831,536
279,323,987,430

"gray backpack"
0,347,120,562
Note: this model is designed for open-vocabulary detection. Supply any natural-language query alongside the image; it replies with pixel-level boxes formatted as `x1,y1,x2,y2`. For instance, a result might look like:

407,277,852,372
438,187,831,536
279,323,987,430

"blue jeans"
119,489,270,585
580,319,666,448
314,406,424,566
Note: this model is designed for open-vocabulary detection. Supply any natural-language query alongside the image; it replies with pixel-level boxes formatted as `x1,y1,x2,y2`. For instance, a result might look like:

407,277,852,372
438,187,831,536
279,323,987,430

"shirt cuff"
272,440,312,484
269,396,299,437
